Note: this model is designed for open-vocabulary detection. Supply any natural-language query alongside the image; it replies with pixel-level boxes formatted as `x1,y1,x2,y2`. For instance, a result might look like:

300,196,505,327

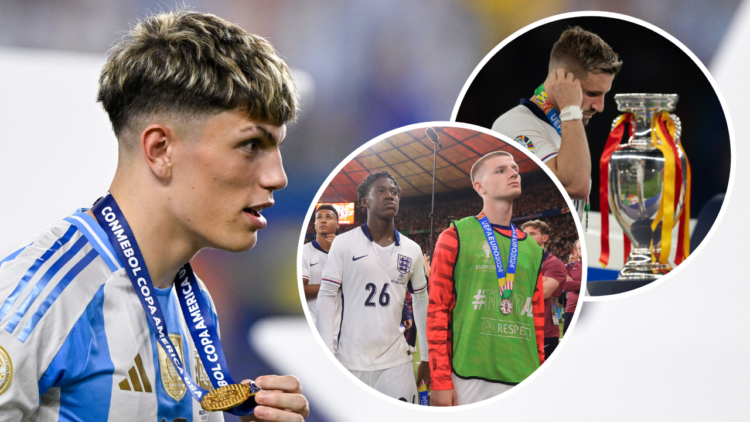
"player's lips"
243,202,273,229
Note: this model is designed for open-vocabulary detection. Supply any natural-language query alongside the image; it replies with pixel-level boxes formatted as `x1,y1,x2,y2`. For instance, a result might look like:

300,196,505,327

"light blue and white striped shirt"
0,211,223,422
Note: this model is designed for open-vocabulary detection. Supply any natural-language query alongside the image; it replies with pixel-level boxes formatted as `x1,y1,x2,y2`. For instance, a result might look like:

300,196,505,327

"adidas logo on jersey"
118,353,153,393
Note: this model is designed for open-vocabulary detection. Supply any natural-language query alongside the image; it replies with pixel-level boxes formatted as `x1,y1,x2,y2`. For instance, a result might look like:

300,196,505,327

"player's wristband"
560,106,583,121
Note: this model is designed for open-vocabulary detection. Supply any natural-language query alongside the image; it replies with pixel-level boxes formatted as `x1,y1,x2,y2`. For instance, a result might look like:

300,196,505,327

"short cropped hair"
356,171,402,210
549,26,622,76
316,204,339,220
98,10,298,144
470,151,515,184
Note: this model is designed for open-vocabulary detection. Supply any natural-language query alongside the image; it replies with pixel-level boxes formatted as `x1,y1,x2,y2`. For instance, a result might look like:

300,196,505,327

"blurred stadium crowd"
307,179,578,262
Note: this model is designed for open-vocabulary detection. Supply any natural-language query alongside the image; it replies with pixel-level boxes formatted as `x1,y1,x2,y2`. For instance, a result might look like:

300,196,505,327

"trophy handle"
670,113,682,145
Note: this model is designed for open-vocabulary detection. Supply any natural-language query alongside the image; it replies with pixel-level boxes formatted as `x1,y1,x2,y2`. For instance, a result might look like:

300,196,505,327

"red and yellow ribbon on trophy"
599,112,691,271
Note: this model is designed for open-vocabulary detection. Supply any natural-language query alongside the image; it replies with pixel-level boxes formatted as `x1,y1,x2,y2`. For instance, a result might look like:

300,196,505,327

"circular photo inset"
298,122,584,407
452,13,733,296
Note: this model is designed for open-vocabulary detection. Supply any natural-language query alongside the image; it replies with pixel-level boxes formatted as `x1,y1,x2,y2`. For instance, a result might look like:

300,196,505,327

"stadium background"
0,1,744,421
304,127,578,264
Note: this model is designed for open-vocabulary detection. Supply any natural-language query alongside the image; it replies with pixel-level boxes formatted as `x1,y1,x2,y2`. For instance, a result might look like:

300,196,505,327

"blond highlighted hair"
98,10,298,142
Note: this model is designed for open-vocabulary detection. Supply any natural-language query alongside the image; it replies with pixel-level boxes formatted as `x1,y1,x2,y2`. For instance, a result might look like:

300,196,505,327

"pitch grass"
412,316,568,392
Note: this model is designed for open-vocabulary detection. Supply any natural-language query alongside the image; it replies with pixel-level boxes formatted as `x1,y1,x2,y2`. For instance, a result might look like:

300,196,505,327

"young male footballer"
316,171,430,403
428,151,545,406
521,220,568,359
0,10,308,421
564,239,584,336
301,205,340,328
492,27,622,221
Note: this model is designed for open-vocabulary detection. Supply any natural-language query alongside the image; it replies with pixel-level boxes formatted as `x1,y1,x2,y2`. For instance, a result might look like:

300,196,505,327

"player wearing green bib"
428,151,545,406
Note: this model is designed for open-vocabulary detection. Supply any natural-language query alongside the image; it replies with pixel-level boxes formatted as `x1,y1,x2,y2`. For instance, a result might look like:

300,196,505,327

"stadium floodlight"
425,127,442,257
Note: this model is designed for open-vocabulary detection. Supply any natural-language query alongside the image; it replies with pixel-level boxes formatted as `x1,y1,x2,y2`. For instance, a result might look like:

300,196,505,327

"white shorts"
350,361,418,403
452,373,513,405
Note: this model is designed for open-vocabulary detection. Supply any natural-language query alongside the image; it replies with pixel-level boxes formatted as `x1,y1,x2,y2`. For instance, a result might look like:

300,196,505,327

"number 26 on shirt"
364,283,390,307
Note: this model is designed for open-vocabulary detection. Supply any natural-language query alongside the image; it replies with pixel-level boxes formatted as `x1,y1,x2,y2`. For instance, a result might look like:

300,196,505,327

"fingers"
252,405,306,422
254,375,303,394
254,390,309,420
556,68,566,82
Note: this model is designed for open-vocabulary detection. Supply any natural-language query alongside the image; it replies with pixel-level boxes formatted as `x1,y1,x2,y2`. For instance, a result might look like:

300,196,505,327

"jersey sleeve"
320,237,343,286
492,114,559,163
409,248,427,293
427,227,458,391
532,270,546,365
300,243,311,281
545,257,568,297
0,230,112,420
409,249,429,363
317,237,343,352
565,264,582,292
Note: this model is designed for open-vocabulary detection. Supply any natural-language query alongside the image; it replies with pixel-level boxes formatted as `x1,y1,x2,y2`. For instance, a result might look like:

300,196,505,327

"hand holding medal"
240,376,309,422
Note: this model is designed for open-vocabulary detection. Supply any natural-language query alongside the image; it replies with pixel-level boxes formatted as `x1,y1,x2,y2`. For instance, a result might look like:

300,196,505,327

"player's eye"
241,138,262,154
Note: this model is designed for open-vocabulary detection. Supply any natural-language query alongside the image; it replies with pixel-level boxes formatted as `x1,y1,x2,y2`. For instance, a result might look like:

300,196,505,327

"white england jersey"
492,100,588,221
320,225,426,372
0,210,223,422
300,240,328,323
300,240,341,347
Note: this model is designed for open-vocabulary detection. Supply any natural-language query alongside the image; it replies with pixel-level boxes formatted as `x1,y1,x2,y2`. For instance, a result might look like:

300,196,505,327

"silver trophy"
608,94,687,280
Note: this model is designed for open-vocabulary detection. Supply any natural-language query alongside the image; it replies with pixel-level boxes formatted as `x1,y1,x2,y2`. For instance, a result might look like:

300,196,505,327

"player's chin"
382,208,398,219
216,231,258,252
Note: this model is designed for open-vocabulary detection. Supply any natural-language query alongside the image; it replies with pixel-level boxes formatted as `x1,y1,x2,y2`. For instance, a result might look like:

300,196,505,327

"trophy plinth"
608,94,687,281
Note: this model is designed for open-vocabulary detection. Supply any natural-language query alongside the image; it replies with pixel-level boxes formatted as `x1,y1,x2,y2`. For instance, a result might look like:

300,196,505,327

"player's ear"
473,180,485,196
141,123,174,180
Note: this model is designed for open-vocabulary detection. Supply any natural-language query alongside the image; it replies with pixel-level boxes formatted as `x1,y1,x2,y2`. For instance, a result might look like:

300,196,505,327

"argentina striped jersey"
0,210,223,422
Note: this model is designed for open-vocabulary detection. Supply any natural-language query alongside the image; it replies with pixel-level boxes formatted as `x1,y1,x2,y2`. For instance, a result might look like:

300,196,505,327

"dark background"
455,16,731,217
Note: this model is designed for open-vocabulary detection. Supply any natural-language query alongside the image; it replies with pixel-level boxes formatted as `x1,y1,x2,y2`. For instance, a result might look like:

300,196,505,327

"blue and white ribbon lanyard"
477,211,518,315
534,84,590,229
93,193,258,415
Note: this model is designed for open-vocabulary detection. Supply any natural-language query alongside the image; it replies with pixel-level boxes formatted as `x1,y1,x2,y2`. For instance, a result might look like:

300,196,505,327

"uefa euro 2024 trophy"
600,93,691,281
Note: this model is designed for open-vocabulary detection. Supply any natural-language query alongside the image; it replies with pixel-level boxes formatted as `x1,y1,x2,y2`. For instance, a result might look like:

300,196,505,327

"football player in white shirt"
301,204,340,327
316,171,430,403
0,10,308,422
491,26,622,221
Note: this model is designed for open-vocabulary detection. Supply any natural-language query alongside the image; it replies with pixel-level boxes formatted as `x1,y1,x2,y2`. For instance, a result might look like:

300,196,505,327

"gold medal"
200,383,257,412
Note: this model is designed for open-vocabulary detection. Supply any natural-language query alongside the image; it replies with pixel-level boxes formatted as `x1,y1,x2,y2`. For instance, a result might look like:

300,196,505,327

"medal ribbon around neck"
536,83,593,226
477,211,518,300
92,194,259,415
534,84,562,136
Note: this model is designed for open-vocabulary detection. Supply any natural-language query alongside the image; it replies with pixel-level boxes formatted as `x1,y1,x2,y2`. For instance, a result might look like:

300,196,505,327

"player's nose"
259,149,288,191
592,96,605,112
